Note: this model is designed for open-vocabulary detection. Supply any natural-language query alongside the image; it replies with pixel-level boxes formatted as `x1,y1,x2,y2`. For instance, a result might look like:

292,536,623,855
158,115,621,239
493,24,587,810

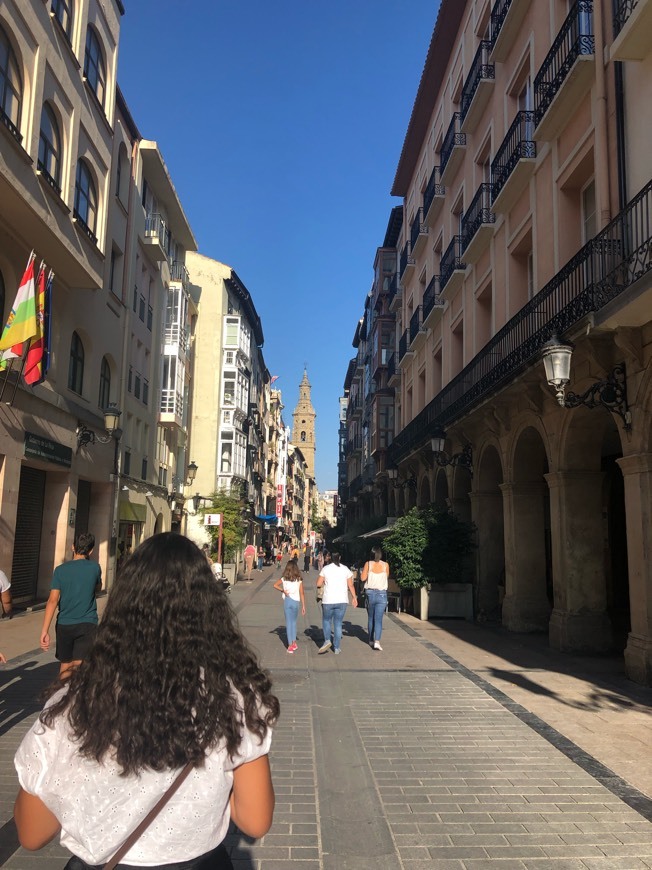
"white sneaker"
318,641,332,654
373,641,383,651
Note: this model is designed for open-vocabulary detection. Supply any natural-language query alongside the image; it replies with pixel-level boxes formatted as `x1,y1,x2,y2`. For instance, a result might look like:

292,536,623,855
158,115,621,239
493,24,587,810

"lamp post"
430,429,473,474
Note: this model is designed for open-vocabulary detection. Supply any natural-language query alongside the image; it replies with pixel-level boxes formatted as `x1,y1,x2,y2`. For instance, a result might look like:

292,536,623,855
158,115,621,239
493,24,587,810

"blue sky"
118,2,440,490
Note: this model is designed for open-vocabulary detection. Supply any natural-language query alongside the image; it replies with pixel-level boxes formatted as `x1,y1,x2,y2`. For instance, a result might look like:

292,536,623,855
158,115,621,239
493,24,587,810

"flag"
270,375,279,384
0,254,38,353
24,267,52,386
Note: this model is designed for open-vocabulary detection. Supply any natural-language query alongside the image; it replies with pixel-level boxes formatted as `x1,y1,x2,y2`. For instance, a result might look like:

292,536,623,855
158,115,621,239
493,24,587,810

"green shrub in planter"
383,508,429,589
422,507,475,584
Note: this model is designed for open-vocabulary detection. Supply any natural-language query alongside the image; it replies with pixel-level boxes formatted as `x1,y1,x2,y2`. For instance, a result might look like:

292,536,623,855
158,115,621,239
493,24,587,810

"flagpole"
0,358,15,403
6,347,28,406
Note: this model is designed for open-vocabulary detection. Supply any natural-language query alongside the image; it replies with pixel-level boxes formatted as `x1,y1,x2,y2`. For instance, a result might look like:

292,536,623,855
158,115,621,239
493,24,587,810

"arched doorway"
433,469,448,508
417,476,431,508
472,445,505,621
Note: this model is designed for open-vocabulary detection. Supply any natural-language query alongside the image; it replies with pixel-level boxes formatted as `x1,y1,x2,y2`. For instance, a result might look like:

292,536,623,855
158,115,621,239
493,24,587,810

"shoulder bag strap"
104,761,194,870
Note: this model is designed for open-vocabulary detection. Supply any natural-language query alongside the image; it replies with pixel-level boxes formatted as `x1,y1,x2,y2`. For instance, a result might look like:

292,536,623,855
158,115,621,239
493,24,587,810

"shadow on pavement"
0,658,59,738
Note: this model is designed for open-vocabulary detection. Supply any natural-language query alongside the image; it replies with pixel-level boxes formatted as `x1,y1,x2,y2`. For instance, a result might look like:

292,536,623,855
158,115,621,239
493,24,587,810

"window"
51,0,73,40
141,457,147,480
68,331,84,394
109,248,122,296
74,160,97,240
0,25,22,140
582,180,597,243
123,448,131,476
38,104,61,190
84,27,106,107
127,364,132,392
116,146,126,198
98,356,110,409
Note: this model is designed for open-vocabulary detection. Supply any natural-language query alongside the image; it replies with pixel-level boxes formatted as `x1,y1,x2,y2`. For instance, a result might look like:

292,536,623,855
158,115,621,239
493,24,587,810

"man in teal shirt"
40,532,102,677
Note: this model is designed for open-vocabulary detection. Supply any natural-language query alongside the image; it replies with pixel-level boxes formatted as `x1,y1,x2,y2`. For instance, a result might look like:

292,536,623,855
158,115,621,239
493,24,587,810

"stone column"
545,471,612,653
500,481,551,631
470,490,504,618
616,454,652,685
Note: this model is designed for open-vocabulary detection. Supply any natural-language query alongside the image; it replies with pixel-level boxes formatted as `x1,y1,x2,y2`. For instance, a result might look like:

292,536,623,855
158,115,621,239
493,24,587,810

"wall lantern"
186,460,198,485
77,404,122,449
387,467,417,489
430,429,473,473
541,336,631,429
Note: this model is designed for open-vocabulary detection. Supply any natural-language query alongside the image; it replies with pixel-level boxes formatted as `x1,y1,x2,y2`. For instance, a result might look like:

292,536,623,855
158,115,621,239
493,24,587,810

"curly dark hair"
42,532,280,776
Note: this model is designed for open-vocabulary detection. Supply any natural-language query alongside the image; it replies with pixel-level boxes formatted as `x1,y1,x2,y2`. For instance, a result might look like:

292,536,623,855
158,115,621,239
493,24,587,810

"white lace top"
14,689,272,866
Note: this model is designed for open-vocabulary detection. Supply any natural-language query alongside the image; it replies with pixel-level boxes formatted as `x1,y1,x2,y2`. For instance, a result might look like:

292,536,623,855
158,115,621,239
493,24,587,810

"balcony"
461,183,496,263
440,236,466,299
159,388,184,429
399,241,415,283
460,41,495,133
398,328,413,363
491,110,537,212
534,1,595,141
490,0,532,63
423,166,446,226
347,434,363,456
387,352,401,388
410,208,428,259
423,275,445,329
144,213,169,262
169,260,189,288
409,305,427,351
388,178,652,466
389,274,402,312
612,0,652,60
440,113,466,185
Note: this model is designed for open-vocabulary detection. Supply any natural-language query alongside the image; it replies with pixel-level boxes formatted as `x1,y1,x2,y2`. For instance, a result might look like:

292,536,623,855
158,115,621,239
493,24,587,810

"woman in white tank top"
360,546,390,651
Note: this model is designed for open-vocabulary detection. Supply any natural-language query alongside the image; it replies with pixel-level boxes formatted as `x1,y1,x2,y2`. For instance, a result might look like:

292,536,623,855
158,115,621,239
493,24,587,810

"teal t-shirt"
52,559,101,625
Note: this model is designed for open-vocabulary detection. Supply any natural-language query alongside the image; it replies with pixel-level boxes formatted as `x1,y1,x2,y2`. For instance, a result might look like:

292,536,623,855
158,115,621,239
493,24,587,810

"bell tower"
292,368,316,480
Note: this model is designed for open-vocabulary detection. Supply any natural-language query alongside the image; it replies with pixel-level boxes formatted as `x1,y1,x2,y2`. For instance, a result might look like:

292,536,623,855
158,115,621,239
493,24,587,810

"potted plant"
384,508,429,618
422,507,476,620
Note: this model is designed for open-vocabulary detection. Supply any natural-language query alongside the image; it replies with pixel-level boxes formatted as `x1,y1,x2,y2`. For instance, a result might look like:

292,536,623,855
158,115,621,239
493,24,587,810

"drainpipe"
614,60,628,211
593,0,612,229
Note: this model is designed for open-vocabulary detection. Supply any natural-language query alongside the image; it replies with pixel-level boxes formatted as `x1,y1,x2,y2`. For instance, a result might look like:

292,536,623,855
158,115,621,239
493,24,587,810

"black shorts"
55,622,97,663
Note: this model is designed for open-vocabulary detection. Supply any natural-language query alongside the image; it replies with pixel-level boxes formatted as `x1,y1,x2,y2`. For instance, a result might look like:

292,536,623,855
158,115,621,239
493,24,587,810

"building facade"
341,0,652,685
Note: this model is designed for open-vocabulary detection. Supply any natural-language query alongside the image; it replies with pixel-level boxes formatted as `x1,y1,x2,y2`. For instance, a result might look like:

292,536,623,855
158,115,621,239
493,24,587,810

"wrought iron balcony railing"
440,236,466,290
398,329,409,362
409,306,423,345
461,40,495,122
388,177,652,465
440,113,466,176
613,0,639,36
423,275,444,321
387,273,399,304
387,352,396,382
73,209,97,245
399,242,414,278
461,183,495,253
535,0,595,128
423,165,445,216
410,208,427,251
490,0,515,45
170,260,190,286
491,110,537,202
0,106,22,143
37,160,62,195
145,212,170,248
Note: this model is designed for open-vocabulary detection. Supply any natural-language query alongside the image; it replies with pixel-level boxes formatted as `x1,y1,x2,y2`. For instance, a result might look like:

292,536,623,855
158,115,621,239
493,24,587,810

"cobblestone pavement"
1,566,651,868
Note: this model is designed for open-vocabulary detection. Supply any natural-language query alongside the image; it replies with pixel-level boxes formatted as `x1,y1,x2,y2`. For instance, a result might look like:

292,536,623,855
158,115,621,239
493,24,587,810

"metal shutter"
11,466,46,601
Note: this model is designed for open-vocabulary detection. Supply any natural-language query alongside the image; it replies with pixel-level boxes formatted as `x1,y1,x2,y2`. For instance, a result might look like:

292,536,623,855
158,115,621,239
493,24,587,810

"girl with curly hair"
273,559,305,653
13,532,279,869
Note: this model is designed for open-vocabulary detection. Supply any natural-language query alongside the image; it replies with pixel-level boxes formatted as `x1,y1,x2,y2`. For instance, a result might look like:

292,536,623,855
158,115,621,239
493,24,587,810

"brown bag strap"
104,762,194,870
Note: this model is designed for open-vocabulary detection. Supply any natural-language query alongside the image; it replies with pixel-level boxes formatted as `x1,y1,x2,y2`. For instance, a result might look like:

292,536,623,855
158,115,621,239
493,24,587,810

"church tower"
292,369,316,481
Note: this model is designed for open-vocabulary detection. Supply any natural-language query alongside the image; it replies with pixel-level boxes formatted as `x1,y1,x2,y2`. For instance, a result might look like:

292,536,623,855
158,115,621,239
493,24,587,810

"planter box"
428,583,473,620
223,563,236,586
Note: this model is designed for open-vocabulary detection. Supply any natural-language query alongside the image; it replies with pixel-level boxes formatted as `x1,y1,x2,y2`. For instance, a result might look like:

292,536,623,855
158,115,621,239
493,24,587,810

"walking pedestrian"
316,552,356,655
243,542,256,580
257,545,264,572
39,533,102,679
303,542,311,573
14,532,279,869
273,560,305,653
360,546,390,651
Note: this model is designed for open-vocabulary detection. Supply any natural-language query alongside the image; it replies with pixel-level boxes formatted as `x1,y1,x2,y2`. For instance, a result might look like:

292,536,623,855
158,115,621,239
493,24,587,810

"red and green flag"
24,267,53,386
0,254,38,365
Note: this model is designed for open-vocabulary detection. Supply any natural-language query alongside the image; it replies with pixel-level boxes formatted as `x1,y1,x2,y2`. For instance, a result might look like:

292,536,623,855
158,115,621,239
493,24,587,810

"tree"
383,508,429,589
311,499,323,534
200,489,247,563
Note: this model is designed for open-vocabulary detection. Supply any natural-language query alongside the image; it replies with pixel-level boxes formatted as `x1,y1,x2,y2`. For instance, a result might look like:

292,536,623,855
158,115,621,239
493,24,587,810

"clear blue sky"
118,2,440,490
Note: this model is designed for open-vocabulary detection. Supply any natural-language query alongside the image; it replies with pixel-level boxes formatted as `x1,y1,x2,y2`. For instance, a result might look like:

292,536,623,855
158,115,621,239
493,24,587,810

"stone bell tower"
292,368,316,480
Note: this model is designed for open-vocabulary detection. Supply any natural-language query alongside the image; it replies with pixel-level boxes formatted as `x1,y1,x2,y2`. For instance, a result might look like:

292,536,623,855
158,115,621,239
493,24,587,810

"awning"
360,519,397,539
331,531,358,544
119,501,147,523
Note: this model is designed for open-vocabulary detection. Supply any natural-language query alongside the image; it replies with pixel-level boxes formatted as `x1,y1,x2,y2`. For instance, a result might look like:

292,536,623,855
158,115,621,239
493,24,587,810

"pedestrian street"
0,565,651,868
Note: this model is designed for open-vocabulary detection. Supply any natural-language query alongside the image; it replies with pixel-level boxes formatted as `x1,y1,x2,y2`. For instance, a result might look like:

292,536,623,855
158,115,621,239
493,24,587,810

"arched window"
84,27,106,107
51,0,73,40
98,355,110,409
301,431,306,442
68,331,84,394
38,103,61,191
74,159,97,240
0,25,22,140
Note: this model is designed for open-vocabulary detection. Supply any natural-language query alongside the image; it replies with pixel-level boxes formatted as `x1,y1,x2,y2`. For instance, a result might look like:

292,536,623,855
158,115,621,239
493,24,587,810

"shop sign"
24,432,72,468
204,513,222,526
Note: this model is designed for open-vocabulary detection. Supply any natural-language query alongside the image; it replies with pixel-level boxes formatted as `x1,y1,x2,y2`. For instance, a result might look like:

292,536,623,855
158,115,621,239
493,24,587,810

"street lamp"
540,336,631,429
430,429,473,473
387,468,417,489
77,404,122,449
186,460,198,485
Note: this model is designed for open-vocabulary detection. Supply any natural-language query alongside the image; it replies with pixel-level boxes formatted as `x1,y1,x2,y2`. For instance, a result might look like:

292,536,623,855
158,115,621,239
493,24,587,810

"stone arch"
473,443,505,621
451,466,472,523
433,468,448,508
417,475,431,508
502,425,552,632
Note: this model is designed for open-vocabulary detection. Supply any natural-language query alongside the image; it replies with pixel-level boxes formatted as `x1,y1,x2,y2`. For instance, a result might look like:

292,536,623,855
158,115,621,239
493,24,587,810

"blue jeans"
322,602,347,651
283,596,300,645
257,556,264,570
366,589,387,643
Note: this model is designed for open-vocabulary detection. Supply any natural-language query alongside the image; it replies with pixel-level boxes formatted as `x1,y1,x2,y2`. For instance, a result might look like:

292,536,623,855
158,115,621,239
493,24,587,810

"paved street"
0,566,651,868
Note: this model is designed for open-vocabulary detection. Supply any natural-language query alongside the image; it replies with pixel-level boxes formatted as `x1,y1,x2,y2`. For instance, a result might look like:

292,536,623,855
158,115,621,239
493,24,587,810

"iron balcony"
440,235,466,298
423,165,445,225
423,275,444,328
440,113,466,185
491,110,537,212
460,40,495,133
461,183,496,262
